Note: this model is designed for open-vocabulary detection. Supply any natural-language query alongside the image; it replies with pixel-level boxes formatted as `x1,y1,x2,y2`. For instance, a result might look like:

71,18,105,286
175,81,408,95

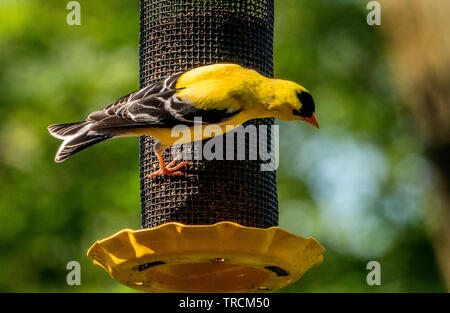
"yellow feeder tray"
87,221,324,293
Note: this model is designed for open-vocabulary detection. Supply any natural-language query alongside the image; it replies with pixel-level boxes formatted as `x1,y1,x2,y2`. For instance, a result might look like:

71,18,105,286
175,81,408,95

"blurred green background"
0,0,447,292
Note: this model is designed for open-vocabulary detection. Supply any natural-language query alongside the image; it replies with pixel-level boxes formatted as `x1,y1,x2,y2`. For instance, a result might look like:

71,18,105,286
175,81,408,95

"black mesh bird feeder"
87,0,324,293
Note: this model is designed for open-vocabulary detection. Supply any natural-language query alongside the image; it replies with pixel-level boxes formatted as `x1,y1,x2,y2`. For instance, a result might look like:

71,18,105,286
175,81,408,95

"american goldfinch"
48,63,318,177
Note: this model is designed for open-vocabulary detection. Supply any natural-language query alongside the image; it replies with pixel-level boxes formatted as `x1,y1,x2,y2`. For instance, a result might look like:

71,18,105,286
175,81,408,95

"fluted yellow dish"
87,221,324,292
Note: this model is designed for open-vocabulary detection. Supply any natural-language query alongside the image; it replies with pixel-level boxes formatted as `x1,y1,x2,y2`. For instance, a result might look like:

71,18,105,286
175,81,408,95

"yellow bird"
48,64,318,177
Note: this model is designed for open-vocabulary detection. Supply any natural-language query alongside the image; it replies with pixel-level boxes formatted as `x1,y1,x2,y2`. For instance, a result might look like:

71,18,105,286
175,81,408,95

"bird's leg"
148,141,192,178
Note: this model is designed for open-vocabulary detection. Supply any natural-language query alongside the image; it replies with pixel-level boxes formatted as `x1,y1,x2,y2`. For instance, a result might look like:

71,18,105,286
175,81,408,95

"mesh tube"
139,0,278,228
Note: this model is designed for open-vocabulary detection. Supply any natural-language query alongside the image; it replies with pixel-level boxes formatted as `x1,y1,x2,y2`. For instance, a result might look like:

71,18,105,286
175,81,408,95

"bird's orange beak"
304,114,319,129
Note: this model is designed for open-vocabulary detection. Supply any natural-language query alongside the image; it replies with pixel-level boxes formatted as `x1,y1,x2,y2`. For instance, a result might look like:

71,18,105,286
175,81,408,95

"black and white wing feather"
48,72,240,162
87,73,239,131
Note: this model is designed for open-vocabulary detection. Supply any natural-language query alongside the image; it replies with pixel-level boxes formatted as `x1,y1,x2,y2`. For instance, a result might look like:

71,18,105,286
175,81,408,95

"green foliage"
0,0,445,292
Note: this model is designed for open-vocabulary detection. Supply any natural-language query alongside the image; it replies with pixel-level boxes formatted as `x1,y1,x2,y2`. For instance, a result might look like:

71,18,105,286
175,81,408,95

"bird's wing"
87,73,241,131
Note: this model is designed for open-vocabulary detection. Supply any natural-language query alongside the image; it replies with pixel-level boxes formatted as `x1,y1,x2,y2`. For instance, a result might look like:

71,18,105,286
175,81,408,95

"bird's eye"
293,109,302,116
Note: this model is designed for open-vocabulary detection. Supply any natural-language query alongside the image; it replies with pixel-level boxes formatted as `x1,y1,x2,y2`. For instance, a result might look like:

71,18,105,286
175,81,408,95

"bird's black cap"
294,91,315,118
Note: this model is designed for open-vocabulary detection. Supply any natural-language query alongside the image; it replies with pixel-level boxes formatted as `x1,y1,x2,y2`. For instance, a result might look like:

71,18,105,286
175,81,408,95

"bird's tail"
48,121,111,163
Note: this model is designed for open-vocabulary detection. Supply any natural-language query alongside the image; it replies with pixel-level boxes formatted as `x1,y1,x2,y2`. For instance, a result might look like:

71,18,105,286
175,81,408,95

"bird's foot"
148,159,192,178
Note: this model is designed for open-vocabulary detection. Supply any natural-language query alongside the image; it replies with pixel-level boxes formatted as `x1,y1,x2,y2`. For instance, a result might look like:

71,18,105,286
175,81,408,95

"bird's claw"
148,160,192,178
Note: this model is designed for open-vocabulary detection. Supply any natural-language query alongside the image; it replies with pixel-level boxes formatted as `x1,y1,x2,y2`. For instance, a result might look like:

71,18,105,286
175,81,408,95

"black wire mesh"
139,0,278,228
